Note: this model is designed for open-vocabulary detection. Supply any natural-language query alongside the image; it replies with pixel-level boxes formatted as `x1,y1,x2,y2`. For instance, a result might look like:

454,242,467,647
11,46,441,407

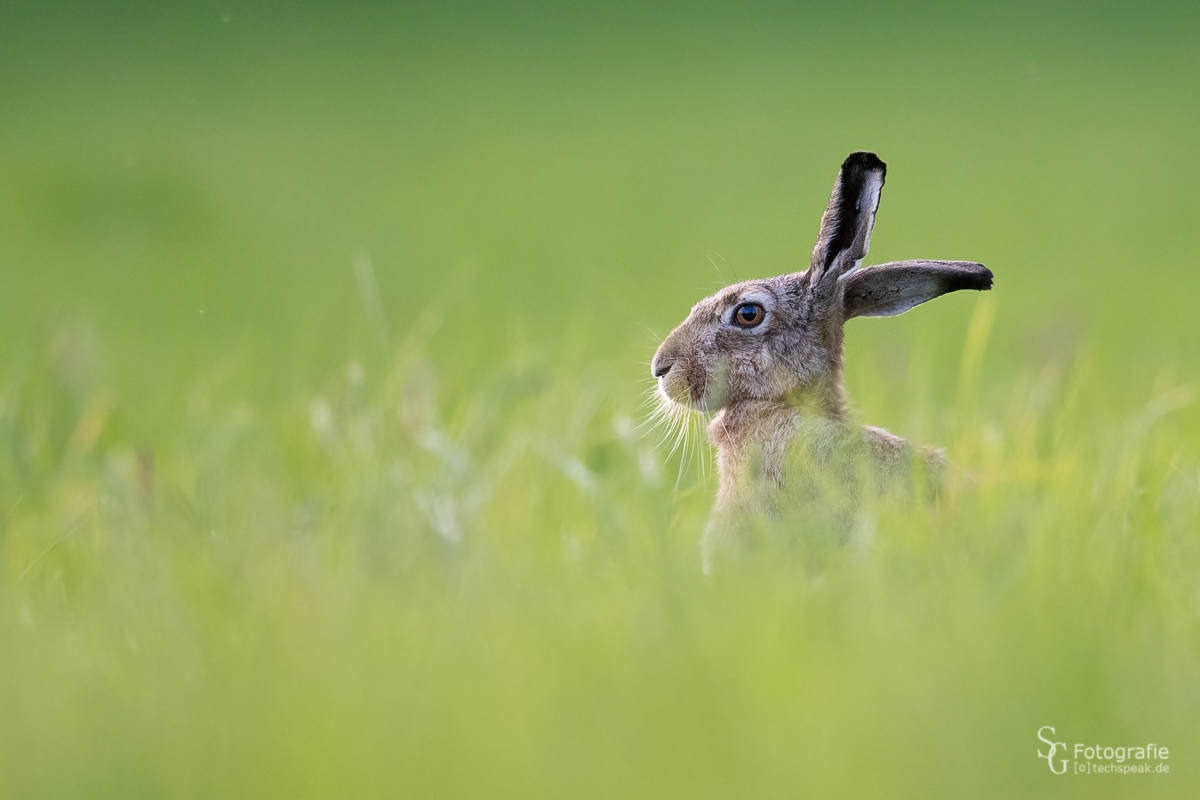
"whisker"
661,404,684,453
713,252,740,283
694,413,710,483
708,254,728,288
688,416,699,482
639,323,663,344
639,385,715,495
666,414,687,458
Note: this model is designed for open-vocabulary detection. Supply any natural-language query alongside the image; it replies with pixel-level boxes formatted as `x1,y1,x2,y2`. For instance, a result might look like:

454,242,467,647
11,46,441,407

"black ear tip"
951,263,993,292
842,151,887,175
975,264,994,290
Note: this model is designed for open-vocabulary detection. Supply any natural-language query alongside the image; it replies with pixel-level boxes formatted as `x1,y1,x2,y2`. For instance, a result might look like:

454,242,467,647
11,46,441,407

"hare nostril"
652,360,673,378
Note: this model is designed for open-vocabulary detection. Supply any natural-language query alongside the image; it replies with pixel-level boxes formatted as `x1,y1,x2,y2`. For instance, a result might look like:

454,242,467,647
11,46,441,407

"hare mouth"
658,371,711,413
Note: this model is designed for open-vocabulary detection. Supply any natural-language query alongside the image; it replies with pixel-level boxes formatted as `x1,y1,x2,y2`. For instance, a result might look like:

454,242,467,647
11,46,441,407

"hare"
649,151,992,568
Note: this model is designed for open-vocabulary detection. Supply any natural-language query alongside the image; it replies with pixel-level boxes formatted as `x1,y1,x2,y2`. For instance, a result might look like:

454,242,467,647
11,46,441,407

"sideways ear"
810,151,886,281
843,260,993,319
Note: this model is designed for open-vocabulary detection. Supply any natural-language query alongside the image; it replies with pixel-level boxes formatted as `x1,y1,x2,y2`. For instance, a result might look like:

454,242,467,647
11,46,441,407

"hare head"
650,152,992,421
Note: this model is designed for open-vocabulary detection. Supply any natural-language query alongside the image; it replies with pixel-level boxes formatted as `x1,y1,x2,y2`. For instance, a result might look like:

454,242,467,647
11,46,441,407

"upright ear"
810,151,887,282
843,260,993,319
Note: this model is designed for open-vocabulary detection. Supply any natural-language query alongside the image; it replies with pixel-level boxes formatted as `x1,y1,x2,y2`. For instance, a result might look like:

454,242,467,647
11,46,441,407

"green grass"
2,2,1200,797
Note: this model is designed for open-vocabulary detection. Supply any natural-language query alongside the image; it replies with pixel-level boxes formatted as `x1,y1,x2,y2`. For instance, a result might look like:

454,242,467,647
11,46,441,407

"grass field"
2,2,1199,797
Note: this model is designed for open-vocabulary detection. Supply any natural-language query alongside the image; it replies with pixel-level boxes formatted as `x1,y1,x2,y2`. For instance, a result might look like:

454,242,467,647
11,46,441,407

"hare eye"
733,303,765,328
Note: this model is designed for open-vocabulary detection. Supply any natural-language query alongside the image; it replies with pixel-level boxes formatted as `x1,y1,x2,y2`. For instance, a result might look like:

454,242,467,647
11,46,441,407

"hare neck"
707,389,849,512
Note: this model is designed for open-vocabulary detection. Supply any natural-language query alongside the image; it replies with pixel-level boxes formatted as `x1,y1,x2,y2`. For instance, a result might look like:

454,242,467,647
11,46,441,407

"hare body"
650,152,991,566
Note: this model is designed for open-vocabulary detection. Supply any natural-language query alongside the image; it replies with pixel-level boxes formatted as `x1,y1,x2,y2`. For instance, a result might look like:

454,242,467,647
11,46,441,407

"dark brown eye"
733,303,765,328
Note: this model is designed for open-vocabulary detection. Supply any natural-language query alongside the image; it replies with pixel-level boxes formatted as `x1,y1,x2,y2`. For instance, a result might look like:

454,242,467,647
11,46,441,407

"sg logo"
1038,726,1068,774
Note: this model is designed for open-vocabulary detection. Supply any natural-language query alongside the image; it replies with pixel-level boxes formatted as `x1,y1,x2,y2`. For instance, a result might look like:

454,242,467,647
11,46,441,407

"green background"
1,1,1198,797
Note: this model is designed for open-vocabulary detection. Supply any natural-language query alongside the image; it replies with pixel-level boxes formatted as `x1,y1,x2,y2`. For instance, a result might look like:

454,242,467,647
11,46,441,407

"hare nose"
652,356,674,378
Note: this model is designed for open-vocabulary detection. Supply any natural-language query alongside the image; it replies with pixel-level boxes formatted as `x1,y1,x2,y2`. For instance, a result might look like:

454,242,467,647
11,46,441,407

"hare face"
650,151,993,419
651,274,832,413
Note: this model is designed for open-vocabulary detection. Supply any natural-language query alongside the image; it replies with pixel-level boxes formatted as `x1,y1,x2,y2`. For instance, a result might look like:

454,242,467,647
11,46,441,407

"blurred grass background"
2,1,1199,797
